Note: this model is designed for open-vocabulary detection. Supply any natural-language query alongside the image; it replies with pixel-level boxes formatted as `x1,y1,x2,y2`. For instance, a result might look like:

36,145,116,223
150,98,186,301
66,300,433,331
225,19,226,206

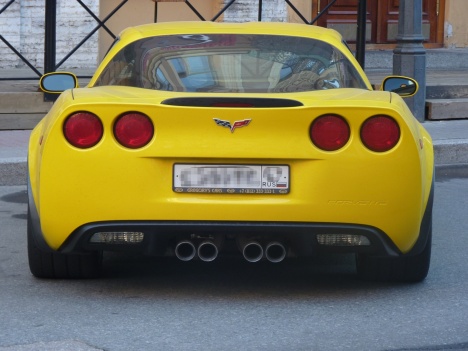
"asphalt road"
1,172,468,351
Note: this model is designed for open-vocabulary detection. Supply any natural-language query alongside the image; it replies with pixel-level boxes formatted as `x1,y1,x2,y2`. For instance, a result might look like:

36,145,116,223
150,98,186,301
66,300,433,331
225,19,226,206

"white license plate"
173,164,289,194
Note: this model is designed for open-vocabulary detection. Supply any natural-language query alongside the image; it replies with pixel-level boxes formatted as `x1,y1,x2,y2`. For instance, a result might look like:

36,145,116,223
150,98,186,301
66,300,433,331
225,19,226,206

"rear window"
94,34,367,93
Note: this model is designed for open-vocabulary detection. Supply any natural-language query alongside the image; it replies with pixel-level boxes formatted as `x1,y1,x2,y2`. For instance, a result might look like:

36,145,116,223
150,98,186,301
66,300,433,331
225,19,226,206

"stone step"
0,92,52,130
0,113,45,130
0,92,52,113
426,98,468,120
426,85,468,99
365,49,468,70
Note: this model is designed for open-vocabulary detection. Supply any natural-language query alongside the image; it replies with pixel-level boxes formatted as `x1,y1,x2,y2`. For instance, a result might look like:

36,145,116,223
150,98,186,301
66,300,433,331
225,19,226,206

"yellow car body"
28,21,434,281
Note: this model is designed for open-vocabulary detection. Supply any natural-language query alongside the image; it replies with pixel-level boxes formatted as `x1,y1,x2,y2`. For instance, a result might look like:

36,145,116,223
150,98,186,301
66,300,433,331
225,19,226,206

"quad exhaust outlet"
175,239,286,263
241,241,287,263
265,242,287,263
174,240,196,261
175,240,219,262
242,241,264,263
197,240,219,262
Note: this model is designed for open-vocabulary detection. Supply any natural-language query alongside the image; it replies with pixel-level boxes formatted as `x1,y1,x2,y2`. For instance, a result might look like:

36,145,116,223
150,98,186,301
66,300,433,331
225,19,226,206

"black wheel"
356,223,432,283
27,210,102,279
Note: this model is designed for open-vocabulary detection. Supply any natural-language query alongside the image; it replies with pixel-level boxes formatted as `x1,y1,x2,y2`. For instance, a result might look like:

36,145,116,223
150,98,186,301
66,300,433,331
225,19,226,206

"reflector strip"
317,234,370,246
90,232,144,244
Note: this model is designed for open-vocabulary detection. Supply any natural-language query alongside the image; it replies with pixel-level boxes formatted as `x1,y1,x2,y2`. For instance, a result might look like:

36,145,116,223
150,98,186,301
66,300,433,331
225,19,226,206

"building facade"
0,0,99,69
0,0,467,70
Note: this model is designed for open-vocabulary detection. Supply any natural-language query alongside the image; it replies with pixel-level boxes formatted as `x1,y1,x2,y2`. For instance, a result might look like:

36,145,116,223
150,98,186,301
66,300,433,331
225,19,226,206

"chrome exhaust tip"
197,241,218,262
175,240,196,261
242,242,264,263
265,242,286,263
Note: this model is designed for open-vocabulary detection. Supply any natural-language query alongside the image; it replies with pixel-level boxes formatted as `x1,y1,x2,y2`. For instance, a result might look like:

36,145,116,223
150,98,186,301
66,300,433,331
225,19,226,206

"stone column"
393,0,426,122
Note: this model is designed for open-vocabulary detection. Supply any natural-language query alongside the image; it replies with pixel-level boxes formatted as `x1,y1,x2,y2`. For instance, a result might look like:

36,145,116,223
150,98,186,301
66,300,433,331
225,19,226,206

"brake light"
310,115,350,151
114,113,154,149
210,102,254,108
63,112,103,148
361,115,400,152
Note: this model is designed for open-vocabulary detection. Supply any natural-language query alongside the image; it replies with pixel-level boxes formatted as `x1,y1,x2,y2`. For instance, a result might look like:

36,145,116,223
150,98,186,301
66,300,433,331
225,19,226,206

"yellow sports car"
28,21,434,282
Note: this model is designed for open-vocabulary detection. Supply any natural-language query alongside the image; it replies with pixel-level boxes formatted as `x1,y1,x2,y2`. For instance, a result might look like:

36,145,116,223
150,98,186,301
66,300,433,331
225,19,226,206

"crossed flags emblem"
213,118,251,133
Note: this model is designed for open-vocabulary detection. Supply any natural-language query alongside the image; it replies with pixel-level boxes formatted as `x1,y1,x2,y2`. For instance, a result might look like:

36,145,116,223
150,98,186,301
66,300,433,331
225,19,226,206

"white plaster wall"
0,0,99,70
56,0,99,68
0,0,21,68
221,0,287,22
18,0,46,69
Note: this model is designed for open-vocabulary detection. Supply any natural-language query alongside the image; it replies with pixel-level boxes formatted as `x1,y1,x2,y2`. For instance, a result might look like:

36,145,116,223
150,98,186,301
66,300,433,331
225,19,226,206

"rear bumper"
28,174,434,259
59,220,402,257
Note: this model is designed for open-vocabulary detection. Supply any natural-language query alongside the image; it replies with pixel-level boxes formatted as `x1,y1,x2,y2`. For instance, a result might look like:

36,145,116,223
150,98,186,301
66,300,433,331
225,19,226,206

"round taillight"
63,112,103,148
310,115,350,151
361,115,400,152
114,113,154,149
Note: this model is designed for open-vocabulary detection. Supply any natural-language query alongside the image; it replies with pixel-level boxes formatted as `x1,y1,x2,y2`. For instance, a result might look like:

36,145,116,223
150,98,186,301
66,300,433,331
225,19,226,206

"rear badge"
213,118,251,133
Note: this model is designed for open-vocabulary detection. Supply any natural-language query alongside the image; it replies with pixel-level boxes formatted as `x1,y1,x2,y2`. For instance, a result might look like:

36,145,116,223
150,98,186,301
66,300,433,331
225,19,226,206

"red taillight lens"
114,113,154,149
63,112,103,148
361,115,400,152
310,115,350,151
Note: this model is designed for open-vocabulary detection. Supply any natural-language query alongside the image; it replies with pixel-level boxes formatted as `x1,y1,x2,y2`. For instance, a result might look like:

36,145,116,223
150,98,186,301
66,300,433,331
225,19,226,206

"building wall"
0,0,21,68
1,0,468,72
0,0,99,70
221,0,287,22
444,0,468,48
98,0,290,61
286,1,312,24
98,0,220,61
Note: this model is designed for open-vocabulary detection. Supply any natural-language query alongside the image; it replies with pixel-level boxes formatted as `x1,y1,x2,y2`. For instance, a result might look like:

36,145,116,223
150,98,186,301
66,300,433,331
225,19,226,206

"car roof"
117,21,344,46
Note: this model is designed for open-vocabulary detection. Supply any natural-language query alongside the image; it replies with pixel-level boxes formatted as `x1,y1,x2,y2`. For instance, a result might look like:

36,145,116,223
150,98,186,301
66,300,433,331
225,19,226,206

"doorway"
316,0,445,47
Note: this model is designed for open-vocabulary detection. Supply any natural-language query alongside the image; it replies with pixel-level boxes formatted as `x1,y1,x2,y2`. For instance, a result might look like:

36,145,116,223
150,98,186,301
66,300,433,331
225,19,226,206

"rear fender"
410,170,434,256
27,173,54,252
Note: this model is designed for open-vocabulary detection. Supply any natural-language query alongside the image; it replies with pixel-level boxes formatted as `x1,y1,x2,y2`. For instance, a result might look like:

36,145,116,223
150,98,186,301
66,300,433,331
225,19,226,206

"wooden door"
316,0,444,46
316,0,376,43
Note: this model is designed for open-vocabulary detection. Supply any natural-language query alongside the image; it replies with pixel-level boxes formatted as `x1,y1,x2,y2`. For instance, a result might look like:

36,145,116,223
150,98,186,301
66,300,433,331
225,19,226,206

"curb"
433,139,468,165
0,158,27,186
435,163,468,179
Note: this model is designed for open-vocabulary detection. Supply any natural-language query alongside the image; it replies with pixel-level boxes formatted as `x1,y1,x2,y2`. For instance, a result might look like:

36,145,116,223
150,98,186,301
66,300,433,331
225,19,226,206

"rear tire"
27,211,102,279
356,223,432,283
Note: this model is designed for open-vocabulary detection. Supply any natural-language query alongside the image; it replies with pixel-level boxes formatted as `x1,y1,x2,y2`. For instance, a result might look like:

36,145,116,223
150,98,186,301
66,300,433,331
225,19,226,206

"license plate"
173,164,289,194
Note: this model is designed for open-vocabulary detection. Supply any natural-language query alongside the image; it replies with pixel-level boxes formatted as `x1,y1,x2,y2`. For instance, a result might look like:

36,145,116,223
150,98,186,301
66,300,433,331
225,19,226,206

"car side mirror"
39,72,79,93
381,76,418,97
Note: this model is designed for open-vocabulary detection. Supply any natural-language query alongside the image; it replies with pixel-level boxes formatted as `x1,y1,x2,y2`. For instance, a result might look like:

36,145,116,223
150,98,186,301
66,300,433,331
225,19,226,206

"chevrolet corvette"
28,21,434,281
